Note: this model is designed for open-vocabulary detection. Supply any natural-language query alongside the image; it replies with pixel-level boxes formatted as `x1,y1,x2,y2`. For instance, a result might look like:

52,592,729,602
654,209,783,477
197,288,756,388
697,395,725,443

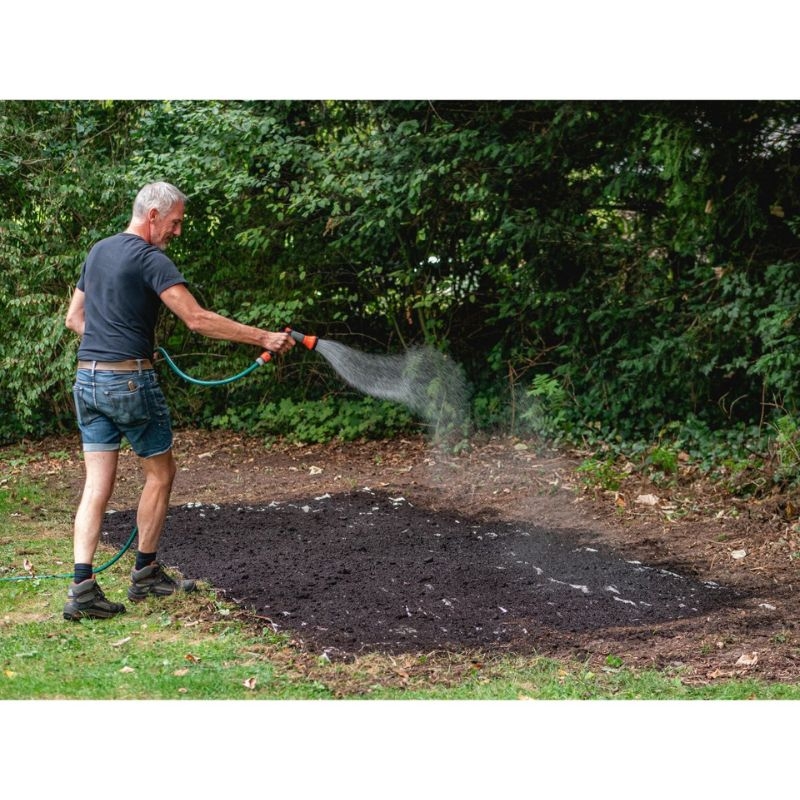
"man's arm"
160,283,293,354
65,288,86,337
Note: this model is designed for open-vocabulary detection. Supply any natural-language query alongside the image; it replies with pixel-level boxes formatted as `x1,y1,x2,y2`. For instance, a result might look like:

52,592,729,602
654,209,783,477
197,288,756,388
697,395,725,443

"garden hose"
0,525,138,583
155,345,276,386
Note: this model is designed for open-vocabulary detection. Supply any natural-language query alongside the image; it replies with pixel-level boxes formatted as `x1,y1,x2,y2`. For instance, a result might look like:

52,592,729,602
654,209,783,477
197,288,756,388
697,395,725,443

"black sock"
135,551,157,571
73,563,93,583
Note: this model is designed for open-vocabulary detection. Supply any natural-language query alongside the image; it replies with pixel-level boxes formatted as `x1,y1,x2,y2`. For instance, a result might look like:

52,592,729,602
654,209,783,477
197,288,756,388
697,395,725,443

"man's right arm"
159,283,293,355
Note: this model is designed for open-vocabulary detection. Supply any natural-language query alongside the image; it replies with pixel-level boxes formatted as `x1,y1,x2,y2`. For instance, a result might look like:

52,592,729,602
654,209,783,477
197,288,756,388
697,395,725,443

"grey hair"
132,182,187,219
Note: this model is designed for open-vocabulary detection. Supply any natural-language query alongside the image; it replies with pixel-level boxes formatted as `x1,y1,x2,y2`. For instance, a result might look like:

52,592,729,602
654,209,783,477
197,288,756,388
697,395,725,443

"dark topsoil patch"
24,430,800,682
105,489,740,659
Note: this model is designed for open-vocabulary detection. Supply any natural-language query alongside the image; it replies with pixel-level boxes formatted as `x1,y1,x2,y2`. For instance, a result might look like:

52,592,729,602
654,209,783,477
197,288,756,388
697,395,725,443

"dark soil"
105,489,740,659
23,430,800,682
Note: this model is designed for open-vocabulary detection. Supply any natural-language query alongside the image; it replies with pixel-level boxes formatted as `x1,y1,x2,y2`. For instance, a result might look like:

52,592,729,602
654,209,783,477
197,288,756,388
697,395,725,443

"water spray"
286,327,470,442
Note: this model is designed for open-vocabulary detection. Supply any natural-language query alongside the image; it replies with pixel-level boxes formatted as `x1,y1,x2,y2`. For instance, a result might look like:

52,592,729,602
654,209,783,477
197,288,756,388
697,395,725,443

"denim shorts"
73,368,173,458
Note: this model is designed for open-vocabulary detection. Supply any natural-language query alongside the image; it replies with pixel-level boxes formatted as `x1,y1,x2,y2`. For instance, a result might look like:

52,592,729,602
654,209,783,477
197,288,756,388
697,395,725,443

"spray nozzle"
286,327,318,351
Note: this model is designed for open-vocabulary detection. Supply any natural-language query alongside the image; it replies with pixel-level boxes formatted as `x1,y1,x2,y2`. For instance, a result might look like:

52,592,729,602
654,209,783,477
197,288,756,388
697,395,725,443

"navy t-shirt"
76,232,187,361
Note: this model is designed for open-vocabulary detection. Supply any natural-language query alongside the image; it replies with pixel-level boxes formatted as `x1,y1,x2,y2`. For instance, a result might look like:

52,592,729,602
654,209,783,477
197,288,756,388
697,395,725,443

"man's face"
149,201,184,250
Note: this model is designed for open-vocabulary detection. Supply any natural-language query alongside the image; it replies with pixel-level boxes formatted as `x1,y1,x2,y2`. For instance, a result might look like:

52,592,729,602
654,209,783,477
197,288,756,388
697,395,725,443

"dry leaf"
736,652,759,667
309,466,323,475
184,653,201,663
110,637,131,648
177,687,188,694
119,666,135,673
173,668,190,677
731,549,747,560
23,558,34,574
243,677,257,690
635,494,660,506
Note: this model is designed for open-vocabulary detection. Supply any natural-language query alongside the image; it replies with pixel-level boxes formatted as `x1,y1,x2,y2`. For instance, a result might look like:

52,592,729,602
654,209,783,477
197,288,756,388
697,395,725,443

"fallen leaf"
707,668,726,679
309,466,323,475
119,666,135,673
23,558,34,575
736,652,759,667
110,637,131,648
185,653,201,663
635,494,660,506
173,668,190,677
731,549,747,560
243,677,257,690
177,687,188,694
4,670,16,679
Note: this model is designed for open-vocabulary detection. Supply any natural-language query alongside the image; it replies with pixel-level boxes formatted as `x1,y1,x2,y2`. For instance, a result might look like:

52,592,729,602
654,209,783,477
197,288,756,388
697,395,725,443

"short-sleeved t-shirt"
76,232,187,361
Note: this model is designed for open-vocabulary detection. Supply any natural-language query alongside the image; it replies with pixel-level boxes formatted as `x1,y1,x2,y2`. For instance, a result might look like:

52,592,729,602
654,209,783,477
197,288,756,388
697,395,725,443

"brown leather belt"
77,359,154,371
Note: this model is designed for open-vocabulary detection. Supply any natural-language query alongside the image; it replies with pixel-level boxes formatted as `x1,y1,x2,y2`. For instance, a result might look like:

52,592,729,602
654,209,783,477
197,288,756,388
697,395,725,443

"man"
62,181,293,621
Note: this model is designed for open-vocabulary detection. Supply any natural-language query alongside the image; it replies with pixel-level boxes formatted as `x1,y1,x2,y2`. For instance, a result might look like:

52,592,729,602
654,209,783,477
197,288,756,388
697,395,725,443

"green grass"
2,465,800,701
0,612,331,700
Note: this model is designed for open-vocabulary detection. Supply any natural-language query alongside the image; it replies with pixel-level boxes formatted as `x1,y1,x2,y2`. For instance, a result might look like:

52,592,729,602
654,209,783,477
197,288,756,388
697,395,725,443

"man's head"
131,182,187,250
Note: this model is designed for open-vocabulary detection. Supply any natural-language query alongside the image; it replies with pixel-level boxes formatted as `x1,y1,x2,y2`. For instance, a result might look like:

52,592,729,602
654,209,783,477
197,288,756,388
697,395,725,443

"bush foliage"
2,100,799,474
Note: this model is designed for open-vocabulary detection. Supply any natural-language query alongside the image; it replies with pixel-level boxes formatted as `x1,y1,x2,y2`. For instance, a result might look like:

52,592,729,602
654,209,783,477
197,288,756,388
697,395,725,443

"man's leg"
73,450,119,564
64,450,126,620
135,449,177,554
128,449,195,601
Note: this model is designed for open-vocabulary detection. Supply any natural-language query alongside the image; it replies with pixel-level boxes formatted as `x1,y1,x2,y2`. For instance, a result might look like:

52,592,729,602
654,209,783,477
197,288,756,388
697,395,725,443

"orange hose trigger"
285,327,319,351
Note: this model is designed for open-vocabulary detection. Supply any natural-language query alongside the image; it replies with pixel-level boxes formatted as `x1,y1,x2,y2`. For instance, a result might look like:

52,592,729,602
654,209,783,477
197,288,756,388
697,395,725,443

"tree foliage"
2,100,799,452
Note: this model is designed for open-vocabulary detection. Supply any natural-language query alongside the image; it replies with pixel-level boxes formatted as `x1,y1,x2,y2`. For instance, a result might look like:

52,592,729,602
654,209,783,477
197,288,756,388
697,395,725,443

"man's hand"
261,330,295,355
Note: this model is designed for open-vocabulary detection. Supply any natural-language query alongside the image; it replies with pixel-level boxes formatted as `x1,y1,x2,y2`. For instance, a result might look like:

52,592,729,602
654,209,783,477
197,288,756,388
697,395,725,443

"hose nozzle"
286,327,318,351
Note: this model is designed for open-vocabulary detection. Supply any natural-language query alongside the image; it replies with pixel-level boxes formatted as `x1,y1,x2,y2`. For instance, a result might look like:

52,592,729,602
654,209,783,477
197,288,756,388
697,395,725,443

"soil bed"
23,429,800,682
106,489,740,659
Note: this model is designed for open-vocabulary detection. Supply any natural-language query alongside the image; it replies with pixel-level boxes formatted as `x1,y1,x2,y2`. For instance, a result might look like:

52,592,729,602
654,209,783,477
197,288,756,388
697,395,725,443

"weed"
773,415,800,486
646,445,680,485
576,457,624,492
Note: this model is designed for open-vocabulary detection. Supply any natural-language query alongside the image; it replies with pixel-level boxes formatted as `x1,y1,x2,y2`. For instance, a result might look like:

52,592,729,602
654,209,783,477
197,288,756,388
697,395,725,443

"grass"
2,456,800,702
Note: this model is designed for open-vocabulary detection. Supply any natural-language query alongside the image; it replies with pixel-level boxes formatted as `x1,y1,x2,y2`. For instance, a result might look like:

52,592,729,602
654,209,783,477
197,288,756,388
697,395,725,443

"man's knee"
143,451,177,488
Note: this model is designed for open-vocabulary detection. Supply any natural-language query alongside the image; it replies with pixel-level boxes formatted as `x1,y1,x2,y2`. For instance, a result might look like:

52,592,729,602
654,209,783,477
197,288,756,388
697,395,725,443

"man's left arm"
65,288,86,337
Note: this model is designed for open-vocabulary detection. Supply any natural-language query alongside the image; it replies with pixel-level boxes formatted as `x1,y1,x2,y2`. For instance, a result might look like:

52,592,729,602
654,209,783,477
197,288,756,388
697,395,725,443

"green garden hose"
0,525,138,583
156,345,274,386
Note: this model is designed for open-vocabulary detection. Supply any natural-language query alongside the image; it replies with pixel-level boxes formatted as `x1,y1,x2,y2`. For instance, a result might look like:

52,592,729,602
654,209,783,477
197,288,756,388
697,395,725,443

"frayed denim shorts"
73,368,173,458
